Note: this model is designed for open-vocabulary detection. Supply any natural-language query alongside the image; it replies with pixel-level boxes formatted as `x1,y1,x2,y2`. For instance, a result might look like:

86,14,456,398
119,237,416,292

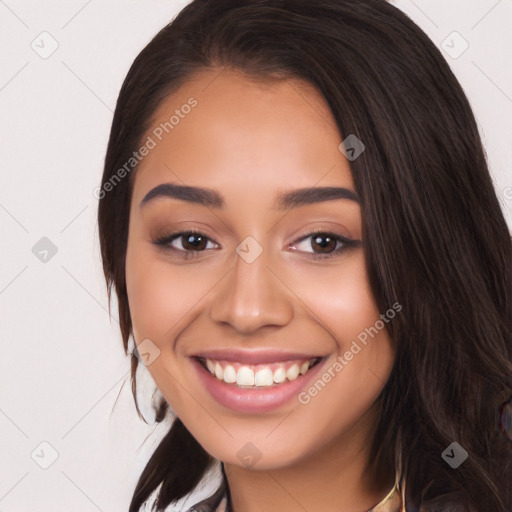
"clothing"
186,465,406,512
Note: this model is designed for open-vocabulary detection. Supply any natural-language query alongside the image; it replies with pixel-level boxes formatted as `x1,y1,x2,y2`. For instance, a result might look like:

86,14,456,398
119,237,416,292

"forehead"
132,67,355,206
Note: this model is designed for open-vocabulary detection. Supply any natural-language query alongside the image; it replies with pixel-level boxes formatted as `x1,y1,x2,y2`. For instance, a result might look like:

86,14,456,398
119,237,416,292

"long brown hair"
97,1,512,510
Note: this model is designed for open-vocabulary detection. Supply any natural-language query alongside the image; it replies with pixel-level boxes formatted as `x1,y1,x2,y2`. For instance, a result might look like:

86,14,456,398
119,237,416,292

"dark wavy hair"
97,0,512,510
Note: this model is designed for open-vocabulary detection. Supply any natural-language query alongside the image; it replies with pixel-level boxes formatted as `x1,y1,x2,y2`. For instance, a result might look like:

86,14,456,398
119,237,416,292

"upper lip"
192,349,324,365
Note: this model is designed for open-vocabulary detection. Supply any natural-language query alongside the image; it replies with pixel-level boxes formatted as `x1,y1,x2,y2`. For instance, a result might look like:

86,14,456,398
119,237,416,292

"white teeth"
202,357,319,387
286,364,300,381
273,367,286,383
237,366,255,386
223,364,237,383
254,367,274,387
214,362,224,380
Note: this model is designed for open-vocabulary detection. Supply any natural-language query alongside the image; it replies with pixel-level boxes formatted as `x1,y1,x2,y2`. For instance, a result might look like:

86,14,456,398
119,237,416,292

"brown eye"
310,234,338,253
152,230,217,254
289,231,360,260
180,233,208,251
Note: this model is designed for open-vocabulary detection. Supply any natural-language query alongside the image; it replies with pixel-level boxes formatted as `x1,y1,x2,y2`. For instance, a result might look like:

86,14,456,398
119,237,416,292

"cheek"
125,244,217,347
287,253,381,344
284,252,394,402
125,239,173,342
289,258,394,456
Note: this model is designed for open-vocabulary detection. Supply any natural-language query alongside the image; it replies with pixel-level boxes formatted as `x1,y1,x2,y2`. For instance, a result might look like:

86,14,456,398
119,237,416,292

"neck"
222,406,395,512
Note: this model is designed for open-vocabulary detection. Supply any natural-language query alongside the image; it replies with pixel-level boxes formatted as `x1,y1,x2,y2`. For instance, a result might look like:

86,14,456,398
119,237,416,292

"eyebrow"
139,182,360,210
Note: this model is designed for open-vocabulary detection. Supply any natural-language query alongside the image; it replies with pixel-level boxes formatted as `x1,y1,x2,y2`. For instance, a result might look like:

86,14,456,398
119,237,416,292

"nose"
209,245,294,334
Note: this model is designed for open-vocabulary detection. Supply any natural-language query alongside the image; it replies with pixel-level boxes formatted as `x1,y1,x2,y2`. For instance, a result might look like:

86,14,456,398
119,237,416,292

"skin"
125,67,396,512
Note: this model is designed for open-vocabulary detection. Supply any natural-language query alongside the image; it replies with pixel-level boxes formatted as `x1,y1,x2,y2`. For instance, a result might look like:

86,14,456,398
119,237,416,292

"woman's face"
125,68,395,470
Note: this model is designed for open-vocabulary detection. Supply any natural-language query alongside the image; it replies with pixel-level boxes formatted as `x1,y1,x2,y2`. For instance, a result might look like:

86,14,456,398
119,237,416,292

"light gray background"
1,1,511,511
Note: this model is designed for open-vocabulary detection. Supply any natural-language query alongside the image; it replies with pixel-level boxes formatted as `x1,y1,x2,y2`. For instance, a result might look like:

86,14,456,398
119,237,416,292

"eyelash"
152,228,359,261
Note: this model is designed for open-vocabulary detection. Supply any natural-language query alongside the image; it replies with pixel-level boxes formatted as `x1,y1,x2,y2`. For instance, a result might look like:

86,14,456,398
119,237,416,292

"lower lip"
191,356,328,413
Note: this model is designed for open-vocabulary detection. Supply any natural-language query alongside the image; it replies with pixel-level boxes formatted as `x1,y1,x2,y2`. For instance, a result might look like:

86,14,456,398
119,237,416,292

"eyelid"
289,227,352,245
152,228,219,253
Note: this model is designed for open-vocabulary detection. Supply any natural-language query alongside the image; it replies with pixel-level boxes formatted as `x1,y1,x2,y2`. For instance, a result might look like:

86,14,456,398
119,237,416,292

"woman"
97,1,512,510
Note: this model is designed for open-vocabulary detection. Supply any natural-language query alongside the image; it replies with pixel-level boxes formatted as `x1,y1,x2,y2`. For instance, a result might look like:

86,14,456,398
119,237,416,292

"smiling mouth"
195,356,324,388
